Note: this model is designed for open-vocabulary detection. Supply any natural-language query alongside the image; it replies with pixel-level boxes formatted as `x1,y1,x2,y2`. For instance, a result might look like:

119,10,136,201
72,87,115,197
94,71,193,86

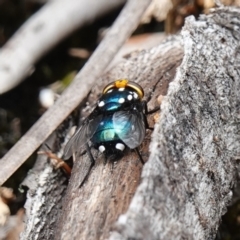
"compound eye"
126,81,144,99
103,79,129,94
103,83,114,94
103,79,144,99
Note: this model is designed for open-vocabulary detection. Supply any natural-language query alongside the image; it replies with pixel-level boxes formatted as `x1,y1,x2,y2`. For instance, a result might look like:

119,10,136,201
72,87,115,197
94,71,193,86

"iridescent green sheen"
99,88,135,112
91,115,130,144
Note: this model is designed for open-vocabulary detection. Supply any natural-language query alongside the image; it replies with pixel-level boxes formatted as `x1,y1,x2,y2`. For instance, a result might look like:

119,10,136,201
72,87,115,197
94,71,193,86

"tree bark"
21,5,240,240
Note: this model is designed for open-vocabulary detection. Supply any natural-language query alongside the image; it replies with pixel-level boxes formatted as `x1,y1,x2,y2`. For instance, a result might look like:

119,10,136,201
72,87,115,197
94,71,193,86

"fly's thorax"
97,87,141,112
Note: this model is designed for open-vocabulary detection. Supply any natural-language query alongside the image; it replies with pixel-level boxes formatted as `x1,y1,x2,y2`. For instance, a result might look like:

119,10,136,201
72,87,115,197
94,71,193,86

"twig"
0,0,152,186
0,0,125,94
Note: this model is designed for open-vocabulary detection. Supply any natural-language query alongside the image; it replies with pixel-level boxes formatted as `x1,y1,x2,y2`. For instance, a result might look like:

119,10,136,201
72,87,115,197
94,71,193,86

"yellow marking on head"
114,79,129,88
103,79,144,99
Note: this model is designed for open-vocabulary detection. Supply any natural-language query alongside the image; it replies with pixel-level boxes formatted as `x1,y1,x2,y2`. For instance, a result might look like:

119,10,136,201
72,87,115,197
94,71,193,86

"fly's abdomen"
90,114,131,156
92,128,119,144
91,116,120,145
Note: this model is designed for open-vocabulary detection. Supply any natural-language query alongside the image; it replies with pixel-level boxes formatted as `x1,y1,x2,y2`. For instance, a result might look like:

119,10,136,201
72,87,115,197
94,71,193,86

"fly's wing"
112,111,146,149
63,114,103,159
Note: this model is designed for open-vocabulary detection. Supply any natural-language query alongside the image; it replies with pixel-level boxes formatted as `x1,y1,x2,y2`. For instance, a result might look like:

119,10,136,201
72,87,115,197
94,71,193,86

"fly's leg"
144,79,160,104
142,100,160,131
142,79,161,116
79,143,95,187
85,143,95,165
135,148,145,165
146,106,160,115
142,100,160,115
103,154,108,165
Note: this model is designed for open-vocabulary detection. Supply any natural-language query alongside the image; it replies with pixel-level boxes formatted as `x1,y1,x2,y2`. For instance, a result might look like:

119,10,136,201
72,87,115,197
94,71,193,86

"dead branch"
0,0,152,186
0,0,125,94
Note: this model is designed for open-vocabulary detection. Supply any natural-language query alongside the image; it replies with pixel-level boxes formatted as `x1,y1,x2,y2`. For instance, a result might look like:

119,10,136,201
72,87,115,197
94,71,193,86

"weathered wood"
20,111,79,240
56,37,183,240
21,35,183,240
20,118,73,240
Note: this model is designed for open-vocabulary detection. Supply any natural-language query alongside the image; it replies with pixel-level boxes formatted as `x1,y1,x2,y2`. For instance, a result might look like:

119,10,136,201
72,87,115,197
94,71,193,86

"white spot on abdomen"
115,143,125,151
127,95,133,101
133,92,138,99
118,98,125,104
98,101,105,107
99,145,105,152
